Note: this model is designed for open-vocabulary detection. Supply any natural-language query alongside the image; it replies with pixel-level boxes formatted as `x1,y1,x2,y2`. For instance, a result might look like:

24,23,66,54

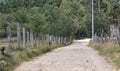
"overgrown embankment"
0,42,71,71
89,41,120,69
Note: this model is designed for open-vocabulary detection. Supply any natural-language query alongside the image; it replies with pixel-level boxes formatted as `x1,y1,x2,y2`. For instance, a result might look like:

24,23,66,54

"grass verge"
89,41,120,69
0,42,72,71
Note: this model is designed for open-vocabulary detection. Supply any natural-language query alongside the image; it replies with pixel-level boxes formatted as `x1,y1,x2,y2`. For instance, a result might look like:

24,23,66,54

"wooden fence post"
61,37,63,44
55,36,57,45
7,26,11,55
94,33,97,42
23,28,26,47
30,29,34,48
49,35,52,46
53,36,56,45
64,37,66,44
37,34,40,46
58,36,60,44
17,23,21,49
46,34,49,46
27,32,30,47
34,33,38,47
100,29,104,43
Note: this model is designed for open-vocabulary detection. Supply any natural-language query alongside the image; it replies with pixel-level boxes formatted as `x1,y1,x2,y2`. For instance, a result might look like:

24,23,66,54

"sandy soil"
14,39,116,71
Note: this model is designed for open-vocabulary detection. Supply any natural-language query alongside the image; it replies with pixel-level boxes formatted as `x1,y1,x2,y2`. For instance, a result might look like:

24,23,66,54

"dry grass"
101,42,114,51
89,41,120,69
90,42,115,51
0,37,17,48
0,40,72,71
0,46,57,71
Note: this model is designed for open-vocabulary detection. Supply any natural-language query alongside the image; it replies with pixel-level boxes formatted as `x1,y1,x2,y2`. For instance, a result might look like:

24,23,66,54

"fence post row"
4,25,71,52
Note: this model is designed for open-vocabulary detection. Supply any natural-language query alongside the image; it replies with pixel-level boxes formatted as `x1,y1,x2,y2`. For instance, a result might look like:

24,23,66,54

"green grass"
0,41,72,71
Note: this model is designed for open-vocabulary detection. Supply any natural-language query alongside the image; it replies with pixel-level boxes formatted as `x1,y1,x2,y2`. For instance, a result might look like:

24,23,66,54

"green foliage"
0,0,120,38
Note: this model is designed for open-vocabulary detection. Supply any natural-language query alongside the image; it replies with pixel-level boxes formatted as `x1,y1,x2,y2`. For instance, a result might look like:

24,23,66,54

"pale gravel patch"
14,39,116,71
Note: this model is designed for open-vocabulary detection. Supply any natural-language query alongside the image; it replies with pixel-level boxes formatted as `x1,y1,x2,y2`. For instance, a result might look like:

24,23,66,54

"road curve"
14,39,115,71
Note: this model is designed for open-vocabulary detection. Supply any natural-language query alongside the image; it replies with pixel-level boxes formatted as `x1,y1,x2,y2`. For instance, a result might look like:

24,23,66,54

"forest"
0,0,119,39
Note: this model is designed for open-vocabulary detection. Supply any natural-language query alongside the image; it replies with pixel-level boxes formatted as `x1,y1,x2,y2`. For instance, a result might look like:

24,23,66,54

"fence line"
94,29,120,45
0,23,71,55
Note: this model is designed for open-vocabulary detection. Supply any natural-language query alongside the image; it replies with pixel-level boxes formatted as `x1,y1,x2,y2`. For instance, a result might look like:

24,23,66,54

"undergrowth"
0,42,71,71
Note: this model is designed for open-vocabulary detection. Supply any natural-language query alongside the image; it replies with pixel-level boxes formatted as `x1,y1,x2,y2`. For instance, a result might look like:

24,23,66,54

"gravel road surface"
14,39,115,71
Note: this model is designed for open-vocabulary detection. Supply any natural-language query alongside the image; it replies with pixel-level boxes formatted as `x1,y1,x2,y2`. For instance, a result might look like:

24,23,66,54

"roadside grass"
0,42,72,71
89,41,120,69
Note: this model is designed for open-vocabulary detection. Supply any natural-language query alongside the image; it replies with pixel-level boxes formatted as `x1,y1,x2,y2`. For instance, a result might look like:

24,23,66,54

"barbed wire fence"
94,27,120,45
0,23,72,55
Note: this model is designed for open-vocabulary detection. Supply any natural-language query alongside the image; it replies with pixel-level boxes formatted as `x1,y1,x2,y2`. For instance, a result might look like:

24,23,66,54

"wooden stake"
23,28,26,47
17,23,21,49
30,29,34,48
7,26,11,55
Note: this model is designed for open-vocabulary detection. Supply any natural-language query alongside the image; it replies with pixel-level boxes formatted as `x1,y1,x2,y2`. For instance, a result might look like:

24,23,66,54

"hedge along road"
14,39,115,71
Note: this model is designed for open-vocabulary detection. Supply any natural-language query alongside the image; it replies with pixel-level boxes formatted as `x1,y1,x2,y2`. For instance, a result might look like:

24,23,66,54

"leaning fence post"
17,23,21,49
30,29,34,48
23,27,26,47
7,26,11,55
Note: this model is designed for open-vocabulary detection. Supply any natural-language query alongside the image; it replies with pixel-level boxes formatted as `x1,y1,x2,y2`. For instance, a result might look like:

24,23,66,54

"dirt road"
14,39,115,71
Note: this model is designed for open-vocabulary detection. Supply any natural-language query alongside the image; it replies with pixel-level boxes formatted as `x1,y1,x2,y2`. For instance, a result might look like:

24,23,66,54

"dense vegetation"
0,0,120,38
